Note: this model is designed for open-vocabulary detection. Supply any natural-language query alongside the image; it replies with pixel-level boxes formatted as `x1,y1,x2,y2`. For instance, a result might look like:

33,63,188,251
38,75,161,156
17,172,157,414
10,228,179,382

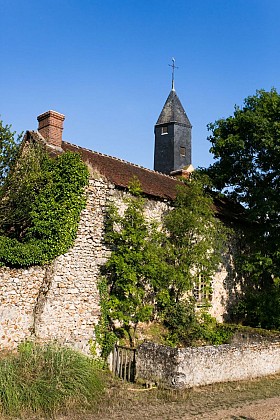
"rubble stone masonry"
136,340,280,389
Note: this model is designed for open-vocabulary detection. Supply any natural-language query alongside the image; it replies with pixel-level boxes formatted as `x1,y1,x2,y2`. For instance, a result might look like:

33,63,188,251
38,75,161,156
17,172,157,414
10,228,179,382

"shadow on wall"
221,226,250,323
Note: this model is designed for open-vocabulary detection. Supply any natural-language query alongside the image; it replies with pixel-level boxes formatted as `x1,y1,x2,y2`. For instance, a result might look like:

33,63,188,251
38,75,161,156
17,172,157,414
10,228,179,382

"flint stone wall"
136,341,280,389
0,175,235,353
0,177,113,353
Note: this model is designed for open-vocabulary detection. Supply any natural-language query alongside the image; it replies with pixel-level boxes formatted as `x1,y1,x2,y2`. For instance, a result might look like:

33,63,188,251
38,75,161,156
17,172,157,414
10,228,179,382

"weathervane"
169,57,178,91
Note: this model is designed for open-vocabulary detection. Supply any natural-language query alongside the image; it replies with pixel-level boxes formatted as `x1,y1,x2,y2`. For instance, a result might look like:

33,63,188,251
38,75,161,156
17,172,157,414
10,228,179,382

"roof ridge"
62,140,178,180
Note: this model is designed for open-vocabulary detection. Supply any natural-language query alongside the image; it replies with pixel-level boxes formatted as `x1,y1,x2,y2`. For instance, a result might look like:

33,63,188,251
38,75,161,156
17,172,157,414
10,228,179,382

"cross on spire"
169,57,178,91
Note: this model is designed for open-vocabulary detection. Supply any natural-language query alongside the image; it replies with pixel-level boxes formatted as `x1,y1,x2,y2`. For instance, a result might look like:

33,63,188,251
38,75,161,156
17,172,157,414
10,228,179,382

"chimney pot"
37,110,65,148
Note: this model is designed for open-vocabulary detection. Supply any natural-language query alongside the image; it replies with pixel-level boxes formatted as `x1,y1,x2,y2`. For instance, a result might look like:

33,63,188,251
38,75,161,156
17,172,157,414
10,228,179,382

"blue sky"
1,0,280,170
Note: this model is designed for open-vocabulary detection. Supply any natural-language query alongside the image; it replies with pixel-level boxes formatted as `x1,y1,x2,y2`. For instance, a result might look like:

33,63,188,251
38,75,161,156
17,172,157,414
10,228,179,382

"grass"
0,341,105,418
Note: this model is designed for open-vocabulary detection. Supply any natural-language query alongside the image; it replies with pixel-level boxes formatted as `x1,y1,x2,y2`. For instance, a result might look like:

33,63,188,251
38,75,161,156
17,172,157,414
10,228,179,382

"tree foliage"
0,118,22,185
161,174,228,344
0,140,89,267
163,173,227,304
101,178,166,346
208,89,280,216
207,88,280,328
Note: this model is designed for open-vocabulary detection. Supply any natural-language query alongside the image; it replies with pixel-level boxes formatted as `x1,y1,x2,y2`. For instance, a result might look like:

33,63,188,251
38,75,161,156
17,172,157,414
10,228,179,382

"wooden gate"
111,345,136,382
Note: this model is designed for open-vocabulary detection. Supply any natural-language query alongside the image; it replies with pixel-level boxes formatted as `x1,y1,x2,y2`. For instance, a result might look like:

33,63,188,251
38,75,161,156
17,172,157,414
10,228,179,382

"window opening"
193,274,213,307
180,146,186,157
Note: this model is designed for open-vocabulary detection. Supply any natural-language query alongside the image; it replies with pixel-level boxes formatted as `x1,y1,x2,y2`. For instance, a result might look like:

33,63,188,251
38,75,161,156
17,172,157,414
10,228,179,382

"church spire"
153,63,192,175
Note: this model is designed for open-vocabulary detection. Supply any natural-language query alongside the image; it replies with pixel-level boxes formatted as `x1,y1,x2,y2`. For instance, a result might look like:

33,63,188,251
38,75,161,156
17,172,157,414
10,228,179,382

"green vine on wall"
94,277,117,359
0,141,89,267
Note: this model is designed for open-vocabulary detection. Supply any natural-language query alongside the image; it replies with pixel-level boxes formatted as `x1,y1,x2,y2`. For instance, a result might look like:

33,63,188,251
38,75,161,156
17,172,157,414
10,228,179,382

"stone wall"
0,266,46,349
0,174,236,353
0,177,112,353
136,341,280,389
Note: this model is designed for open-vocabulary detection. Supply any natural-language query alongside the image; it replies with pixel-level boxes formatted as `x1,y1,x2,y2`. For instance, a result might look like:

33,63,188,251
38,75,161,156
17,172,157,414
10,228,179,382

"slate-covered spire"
154,87,192,175
156,89,192,127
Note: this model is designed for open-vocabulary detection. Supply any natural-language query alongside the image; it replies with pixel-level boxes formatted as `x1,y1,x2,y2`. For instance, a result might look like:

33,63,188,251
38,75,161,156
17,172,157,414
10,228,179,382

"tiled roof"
61,141,246,222
156,89,192,127
61,141,180,200
26,131,246,222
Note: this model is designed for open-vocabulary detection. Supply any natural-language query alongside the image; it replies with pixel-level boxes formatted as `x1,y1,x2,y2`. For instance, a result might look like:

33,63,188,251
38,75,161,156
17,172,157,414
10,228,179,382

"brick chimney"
37,110,65,148
170,164,195,179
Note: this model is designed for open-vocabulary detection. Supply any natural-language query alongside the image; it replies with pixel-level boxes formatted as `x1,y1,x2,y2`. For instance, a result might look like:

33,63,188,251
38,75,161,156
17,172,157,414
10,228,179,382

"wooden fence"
111,345,136,382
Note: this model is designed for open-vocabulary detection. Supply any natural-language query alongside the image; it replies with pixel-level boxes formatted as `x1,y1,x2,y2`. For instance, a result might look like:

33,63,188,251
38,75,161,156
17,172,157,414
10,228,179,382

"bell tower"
154,59,192,175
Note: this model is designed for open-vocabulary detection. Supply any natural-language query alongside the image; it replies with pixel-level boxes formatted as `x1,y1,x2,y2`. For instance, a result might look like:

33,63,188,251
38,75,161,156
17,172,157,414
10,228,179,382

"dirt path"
198,396,280,419
91,396,280,420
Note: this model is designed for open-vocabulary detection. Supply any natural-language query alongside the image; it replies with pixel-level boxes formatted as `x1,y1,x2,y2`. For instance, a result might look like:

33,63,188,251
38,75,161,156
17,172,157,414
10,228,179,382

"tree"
163,174,227,303
207,88,280,327
208,89,280,214
101,175,228,349
161,174,228,344
0,141,46,238
102,179,166,346
0,118,22,185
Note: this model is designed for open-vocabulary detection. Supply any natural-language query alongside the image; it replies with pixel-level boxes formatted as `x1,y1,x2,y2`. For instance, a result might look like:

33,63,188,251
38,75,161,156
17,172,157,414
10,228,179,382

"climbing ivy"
0,141,89,267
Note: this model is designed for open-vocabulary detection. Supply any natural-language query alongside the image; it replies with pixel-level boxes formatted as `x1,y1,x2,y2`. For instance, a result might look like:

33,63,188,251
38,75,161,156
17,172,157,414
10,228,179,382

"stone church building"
0,85,242,353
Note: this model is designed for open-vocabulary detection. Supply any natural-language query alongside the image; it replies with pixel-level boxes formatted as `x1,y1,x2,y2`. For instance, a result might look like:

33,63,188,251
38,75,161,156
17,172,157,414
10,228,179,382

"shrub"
195,312,236,345
163,303,235,347
163,299,199,346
